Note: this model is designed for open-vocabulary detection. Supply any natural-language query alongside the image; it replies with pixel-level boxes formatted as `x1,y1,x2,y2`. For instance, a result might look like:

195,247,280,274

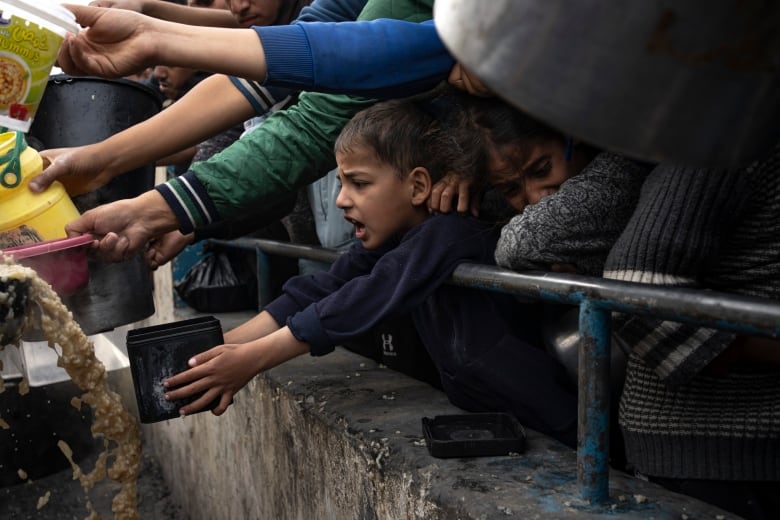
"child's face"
152,65,196,100
335,146,427,249
488,139,581,212
228,0,282,27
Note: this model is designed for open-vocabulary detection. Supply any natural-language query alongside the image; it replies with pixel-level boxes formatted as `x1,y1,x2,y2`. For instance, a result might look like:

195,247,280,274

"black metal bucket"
27,75,163,335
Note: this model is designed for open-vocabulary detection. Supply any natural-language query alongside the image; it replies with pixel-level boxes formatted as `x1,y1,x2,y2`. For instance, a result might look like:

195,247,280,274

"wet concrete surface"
0,448,184,519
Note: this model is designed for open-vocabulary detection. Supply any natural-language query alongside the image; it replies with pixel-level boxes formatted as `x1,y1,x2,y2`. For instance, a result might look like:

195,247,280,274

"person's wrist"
85,142,120,181
137,190,179,235
149,18,180,66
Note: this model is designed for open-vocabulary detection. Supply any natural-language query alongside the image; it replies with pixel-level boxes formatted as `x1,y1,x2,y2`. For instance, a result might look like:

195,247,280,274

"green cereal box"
0,0,78,132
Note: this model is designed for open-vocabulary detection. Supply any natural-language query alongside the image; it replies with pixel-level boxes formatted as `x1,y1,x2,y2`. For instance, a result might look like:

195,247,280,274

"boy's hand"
429,173,480,216
163,327,309,416
163,342,263,416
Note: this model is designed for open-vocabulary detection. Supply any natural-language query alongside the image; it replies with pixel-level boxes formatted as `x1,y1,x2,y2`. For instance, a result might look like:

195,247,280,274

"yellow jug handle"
0,131,28,189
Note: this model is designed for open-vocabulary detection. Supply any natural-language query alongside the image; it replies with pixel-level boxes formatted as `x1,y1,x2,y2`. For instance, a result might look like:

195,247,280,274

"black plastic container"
127,316,223,423
422,413,526,458
28,75,162,213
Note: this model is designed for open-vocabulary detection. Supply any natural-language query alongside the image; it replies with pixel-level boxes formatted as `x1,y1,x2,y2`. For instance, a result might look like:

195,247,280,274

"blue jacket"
255,19,451,98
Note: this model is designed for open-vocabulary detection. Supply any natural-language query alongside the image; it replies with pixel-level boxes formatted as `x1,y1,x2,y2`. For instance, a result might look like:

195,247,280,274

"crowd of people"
34,0,779,518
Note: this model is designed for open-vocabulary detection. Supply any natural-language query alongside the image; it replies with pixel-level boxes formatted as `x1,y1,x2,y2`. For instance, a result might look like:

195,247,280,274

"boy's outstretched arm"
162,323,309,416
223,310,282,344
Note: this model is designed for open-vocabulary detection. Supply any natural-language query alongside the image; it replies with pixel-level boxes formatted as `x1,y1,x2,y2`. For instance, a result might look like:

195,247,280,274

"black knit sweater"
604,145,780,480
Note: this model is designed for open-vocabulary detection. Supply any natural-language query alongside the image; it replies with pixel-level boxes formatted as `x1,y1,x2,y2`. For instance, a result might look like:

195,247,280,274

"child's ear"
409,167,432,206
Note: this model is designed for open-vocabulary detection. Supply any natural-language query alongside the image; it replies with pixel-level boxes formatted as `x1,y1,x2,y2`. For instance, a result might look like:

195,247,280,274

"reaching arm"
42,10,448,195
223,310,283,344
59,5,266,79
90,0,241,27
59,6,451,96
255,19,450,98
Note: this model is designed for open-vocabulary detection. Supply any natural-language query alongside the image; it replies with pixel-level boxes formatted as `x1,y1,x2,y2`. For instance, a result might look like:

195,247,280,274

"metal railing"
208,237,780,503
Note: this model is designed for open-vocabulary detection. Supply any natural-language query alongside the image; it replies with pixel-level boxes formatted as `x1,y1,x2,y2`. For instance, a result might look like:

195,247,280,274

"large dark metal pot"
434,0,780,167
27,75,163,334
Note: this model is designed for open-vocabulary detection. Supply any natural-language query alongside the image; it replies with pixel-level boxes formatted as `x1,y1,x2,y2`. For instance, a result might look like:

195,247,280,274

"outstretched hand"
32,145,113,195
162,327,309,416
162,342,262,416
58,4,159,78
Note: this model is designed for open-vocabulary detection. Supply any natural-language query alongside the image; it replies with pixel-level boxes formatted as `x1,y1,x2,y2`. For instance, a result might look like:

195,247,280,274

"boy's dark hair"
334,98,485,183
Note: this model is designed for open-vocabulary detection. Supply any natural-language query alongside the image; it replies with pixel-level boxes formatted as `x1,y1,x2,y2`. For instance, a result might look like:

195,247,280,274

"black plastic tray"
422,413,526,458
127,316,223,423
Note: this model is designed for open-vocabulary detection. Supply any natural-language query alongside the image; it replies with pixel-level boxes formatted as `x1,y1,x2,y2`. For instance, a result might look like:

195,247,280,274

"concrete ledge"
141,346,735,519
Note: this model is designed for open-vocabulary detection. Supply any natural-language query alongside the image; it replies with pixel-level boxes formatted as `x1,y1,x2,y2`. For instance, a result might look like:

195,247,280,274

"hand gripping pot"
0,0,80,132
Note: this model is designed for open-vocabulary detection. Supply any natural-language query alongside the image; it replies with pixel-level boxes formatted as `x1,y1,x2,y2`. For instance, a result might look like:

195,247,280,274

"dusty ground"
0,449,183,520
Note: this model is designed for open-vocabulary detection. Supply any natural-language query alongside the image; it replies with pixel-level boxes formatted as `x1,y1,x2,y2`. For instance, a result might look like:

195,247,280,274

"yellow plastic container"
0,131,79,248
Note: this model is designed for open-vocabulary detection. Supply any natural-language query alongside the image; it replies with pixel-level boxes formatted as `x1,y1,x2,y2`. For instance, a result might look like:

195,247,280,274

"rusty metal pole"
577,299,612,503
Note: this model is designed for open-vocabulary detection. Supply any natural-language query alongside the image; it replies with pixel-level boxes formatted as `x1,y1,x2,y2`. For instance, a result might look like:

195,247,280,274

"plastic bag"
174,248,257,313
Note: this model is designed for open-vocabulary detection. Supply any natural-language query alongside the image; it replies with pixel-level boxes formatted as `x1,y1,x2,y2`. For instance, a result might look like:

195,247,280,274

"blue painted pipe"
577,300,611,503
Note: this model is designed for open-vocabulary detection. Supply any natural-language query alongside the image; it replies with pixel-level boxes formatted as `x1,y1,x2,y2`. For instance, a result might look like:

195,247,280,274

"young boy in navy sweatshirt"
163,97,578,446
